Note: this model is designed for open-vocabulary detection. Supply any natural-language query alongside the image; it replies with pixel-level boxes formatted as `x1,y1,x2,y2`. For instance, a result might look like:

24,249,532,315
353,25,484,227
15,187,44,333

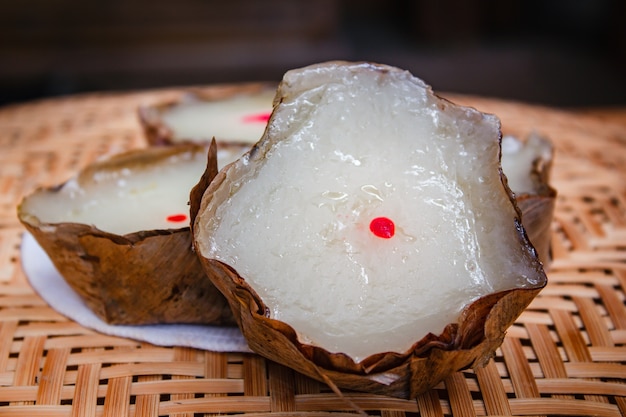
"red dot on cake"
242,112,271,124
166,214,188,223
369,217,395,239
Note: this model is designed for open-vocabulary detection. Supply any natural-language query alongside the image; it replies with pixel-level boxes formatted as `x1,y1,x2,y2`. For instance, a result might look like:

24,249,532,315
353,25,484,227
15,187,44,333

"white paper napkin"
21,232,250,352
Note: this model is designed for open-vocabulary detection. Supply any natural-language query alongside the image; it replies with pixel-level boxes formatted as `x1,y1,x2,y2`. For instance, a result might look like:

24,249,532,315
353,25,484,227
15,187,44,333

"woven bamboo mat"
0,87,625,416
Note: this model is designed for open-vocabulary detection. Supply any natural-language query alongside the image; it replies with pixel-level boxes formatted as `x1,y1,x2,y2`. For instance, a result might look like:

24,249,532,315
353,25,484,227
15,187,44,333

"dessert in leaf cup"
18,144,236,326
138,82,275,147
501,133,556,266
191,61,548,398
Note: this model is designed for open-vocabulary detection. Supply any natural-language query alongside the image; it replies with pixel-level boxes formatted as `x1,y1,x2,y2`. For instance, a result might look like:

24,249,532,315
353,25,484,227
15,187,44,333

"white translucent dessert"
195,62,543,362
161,91,274,144
22,145,242,235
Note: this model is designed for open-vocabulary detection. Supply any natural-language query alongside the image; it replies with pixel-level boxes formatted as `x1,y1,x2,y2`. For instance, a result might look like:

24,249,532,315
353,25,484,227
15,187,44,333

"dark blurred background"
1,0,625,108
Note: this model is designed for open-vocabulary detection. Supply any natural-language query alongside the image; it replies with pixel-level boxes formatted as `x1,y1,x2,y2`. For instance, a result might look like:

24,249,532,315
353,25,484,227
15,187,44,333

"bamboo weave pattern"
0,89,624,416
